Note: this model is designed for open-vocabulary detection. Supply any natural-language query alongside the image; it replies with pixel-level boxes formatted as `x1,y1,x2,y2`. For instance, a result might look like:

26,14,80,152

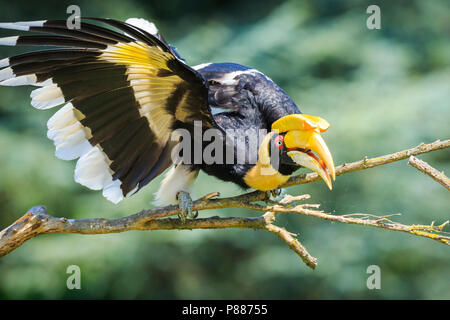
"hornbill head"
245,114,335,191
272,113,336,189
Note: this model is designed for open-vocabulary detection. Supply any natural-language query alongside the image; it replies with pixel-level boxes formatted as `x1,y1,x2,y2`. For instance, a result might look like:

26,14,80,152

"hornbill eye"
274,135,284,150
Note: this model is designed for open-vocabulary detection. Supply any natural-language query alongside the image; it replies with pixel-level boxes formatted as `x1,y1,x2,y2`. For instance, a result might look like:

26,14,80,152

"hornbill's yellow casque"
0,17,335,212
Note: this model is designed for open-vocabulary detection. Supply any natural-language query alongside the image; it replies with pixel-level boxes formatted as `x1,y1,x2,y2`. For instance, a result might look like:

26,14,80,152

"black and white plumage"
0,17,335,205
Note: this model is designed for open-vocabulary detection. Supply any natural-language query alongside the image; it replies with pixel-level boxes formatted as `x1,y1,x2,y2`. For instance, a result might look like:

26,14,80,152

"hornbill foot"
267,188,285,203
176,191,198,222
271,188,282,198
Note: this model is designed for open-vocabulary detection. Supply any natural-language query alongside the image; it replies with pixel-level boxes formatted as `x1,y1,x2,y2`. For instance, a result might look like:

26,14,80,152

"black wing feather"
0,18,215,203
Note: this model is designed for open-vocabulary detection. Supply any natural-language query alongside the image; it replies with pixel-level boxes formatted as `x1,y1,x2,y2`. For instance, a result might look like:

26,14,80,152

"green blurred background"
0,0,449,299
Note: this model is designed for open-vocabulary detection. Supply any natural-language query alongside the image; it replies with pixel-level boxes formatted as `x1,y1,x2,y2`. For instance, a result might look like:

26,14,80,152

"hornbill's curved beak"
272,114,336,190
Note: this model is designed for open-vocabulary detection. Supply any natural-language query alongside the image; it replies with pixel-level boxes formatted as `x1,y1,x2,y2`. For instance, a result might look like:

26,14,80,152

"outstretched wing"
0,18,214,203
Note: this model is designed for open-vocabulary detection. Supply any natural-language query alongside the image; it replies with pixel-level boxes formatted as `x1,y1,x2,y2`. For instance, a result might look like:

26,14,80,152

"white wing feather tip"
0,74,37,86
0,22,30,31
74,146,113,190
16,20,46,27
0,67,14,81
102,180,124,204
0,58,9,68
125,18,159,35
0,36,19,46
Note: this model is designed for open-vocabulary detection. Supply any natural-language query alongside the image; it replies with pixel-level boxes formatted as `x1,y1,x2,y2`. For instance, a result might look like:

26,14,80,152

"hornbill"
0,17,335,216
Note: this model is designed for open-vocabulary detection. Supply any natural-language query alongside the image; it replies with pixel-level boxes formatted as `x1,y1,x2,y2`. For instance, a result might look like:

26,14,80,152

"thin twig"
282,139,450,187
408,155,450,190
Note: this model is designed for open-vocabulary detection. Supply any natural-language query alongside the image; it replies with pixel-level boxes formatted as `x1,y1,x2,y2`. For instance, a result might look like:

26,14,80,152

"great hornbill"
0,17,335,216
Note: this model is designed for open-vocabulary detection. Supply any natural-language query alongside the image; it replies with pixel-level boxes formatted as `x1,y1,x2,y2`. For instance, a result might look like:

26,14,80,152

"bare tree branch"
408,155,450,190
1,139,449,269
281,139,450,188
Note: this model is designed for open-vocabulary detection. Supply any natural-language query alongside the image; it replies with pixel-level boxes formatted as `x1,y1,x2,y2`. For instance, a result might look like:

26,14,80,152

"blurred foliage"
0,0,449,299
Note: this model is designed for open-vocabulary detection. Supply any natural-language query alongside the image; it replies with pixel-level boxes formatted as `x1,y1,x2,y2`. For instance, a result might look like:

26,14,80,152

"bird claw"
268,188,285,202
176,191,197,222
190,211,199,219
